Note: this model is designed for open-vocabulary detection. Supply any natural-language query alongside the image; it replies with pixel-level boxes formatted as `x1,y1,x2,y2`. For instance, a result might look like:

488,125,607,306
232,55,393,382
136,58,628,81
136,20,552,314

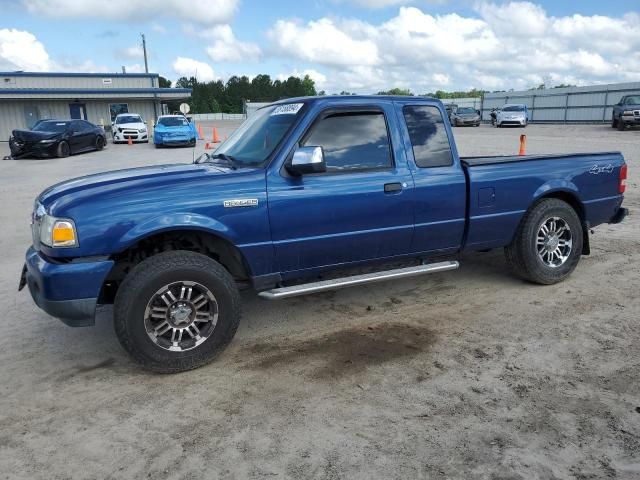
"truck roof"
270,95,443,106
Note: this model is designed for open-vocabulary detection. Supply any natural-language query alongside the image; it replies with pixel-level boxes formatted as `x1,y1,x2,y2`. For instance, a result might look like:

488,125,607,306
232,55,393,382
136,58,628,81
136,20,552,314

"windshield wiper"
196,152,238,169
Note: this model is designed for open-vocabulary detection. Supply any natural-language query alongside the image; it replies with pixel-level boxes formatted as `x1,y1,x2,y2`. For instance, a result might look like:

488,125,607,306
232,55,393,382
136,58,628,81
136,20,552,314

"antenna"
141,33,149,73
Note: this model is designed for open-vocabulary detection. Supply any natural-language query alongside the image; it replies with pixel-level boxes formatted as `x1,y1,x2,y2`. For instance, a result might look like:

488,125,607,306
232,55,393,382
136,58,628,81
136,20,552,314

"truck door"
399,104,466,254
267,104,415,274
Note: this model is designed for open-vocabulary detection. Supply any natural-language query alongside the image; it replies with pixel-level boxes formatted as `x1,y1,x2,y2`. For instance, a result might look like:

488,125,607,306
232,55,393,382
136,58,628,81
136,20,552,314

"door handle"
384,182,403,193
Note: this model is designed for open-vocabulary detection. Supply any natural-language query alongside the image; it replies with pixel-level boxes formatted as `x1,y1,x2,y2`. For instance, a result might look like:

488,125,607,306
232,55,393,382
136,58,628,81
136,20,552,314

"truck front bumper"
19,247,114,327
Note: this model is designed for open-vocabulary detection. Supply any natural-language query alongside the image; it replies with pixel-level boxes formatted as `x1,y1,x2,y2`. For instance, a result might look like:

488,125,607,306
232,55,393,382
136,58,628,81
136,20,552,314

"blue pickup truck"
20,96,628,372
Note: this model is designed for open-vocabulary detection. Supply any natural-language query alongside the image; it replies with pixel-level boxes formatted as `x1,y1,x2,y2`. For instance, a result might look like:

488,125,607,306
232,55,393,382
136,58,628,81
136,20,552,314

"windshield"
158,117,189,127
624,96,640,105
502,105,525,112
212,103,305,167
457,107,476,114
32,121,70,133
116,115,142,124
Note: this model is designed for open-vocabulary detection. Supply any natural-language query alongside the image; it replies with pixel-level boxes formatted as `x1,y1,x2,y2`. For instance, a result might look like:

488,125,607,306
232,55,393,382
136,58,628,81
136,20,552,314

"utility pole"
141,33,149,74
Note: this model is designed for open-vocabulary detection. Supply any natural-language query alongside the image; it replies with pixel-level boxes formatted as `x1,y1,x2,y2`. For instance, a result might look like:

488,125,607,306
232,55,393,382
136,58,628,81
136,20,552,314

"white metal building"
0,72,192,139
481,82,640,123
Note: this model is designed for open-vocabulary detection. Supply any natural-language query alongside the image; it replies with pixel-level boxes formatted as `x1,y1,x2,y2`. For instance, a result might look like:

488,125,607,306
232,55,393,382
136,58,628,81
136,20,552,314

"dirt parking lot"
1,123,638,479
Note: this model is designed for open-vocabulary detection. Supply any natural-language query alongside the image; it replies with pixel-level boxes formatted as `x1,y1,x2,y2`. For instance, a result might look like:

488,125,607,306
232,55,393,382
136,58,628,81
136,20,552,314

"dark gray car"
612,95,640,131
450,107,481,127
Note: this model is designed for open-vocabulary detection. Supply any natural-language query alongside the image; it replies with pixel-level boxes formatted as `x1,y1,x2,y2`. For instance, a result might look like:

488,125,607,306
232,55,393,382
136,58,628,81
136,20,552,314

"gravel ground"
0,123,638,480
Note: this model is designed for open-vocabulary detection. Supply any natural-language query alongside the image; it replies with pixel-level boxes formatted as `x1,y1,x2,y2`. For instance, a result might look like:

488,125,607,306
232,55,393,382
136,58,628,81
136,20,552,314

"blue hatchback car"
153,115,197,147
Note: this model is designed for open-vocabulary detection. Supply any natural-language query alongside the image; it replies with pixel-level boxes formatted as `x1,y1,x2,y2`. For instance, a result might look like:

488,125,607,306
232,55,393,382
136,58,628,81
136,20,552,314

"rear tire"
95,136,105,150
114,251,241,373
505,198,583,285
56,141,70,158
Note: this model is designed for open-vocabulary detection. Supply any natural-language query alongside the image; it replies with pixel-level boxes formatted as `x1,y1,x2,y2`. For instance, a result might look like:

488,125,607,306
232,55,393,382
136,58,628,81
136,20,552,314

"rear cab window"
402,105,453,168
302,110,393,172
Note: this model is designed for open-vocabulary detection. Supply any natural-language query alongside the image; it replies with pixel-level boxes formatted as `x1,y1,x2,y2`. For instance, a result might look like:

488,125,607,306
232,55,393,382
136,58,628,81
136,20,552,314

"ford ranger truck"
19,96,628,373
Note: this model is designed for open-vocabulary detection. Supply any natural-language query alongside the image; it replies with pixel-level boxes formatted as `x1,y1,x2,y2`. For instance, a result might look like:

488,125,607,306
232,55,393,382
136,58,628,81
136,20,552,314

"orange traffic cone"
127,136,133,146
518,134,526,156
197,123,204,140
212,127,220,143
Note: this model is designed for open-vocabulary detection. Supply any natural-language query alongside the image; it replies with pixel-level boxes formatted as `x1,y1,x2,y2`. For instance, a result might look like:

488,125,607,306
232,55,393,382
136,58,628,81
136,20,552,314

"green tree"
377,87,413,96
301,75,317,96
158,76,172,88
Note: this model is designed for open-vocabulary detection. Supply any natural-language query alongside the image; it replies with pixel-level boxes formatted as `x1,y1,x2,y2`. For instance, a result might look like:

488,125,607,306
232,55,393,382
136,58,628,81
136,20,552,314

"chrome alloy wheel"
536,216,572,268
144,281,219,352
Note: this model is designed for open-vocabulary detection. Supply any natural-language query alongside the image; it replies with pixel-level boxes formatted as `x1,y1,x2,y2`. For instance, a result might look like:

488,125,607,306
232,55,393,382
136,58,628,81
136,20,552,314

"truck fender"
115,213,238,252
532,180,580,203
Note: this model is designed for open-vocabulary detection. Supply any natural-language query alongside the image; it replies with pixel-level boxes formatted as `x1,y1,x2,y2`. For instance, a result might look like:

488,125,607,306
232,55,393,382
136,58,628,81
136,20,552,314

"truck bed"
461,151,621,167
460,150,625,252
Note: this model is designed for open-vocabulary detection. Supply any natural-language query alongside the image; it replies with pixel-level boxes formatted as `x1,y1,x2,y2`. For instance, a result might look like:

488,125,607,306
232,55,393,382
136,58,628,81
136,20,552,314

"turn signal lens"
619,164,627,194
52,221,76,246
40,215,78,247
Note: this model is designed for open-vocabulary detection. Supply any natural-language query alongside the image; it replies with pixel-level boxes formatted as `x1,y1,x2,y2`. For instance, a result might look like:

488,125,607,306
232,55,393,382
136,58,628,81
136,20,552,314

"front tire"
612,116,618,128
114,251,241,373
617,119,625,131
95,136,105,150
56,140,70,158
505,198,583,285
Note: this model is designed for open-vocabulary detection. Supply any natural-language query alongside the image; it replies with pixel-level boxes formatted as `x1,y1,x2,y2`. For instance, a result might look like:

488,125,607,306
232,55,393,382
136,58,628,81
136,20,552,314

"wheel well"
537,191,590,255
539,191,584,222
100,230,250,303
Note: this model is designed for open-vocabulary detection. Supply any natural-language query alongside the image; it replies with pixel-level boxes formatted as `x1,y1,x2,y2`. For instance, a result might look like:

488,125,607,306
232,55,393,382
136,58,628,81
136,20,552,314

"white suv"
112,114,149,143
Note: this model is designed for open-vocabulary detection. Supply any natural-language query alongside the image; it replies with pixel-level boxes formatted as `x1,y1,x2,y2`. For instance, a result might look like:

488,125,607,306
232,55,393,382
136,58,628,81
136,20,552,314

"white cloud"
0,28,109,73
268,18,379,66
266,2,640,93
172,56,217,82
0,28,53,71
21,0,238,25
201,25,261,62
119,45,143,59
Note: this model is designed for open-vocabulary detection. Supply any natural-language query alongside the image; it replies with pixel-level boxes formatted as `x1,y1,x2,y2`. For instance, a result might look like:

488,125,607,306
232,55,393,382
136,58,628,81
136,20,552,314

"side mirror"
287,146,326,176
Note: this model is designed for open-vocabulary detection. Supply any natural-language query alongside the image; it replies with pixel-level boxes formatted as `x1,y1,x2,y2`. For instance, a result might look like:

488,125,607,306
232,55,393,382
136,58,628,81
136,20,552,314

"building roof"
0,71,159,78
0,87,192,101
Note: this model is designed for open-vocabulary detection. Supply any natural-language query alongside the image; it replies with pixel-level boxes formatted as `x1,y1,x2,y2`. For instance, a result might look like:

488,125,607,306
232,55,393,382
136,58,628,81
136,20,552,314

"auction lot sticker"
272,103,304,115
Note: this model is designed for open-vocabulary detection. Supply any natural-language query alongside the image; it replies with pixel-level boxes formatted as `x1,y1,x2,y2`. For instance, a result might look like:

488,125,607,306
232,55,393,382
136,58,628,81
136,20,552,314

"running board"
258,261,459,300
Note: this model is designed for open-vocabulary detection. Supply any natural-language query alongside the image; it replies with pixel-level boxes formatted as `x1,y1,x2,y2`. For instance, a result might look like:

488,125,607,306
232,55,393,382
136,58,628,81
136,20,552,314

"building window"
109,103,129,121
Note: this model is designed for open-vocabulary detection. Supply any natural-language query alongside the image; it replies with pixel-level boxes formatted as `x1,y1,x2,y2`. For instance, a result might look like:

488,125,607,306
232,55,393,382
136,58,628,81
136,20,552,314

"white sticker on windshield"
271,103,304,116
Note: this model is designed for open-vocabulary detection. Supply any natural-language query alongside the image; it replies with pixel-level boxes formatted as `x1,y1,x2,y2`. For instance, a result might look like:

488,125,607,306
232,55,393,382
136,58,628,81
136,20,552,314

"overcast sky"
0,0,638,93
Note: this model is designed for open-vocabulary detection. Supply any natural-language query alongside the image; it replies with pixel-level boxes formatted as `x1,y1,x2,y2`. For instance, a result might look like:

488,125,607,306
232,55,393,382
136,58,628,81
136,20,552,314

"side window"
302,111,392,172
70,120,84,132
403,105,453,168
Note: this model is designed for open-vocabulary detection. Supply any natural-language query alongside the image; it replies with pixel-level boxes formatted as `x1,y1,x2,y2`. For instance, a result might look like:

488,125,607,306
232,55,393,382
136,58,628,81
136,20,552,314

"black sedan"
9,119,106,159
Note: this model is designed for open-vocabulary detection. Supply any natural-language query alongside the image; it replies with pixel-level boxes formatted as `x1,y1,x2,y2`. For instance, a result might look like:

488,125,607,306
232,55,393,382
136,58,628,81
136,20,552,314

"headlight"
623,110,634,115
38,139,56,144
139,128,147,133
40,215,78,247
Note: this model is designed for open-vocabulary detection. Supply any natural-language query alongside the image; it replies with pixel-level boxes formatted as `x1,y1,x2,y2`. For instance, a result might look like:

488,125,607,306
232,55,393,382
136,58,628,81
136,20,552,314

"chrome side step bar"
258,261,459,300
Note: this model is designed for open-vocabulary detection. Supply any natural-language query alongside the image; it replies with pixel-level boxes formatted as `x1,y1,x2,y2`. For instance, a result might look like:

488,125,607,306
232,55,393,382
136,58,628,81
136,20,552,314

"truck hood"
38,163,238,213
